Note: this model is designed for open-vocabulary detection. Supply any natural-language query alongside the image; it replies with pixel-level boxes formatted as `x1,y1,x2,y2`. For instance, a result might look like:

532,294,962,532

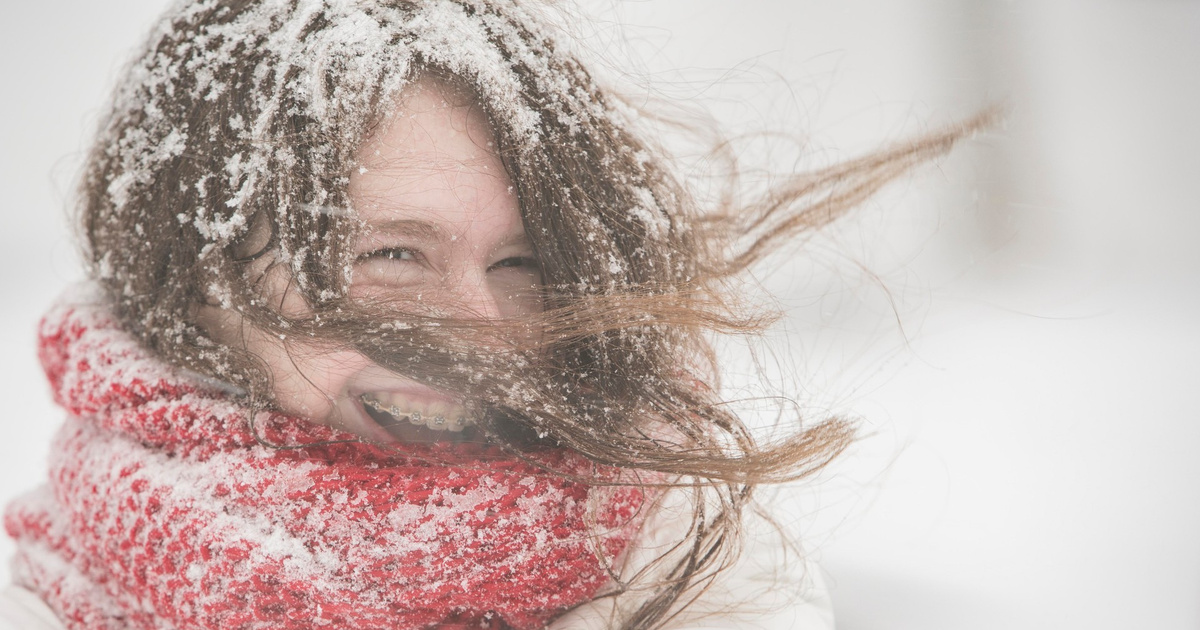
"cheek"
253,336,372,424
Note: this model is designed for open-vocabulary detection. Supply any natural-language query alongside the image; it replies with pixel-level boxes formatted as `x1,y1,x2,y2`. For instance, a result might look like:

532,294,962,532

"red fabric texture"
5,299,645,630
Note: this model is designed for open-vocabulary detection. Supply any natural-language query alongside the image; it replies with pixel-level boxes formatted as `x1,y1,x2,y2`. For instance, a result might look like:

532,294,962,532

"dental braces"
361,396,474,431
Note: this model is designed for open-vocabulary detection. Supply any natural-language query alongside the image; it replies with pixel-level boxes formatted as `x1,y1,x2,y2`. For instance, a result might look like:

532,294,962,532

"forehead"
348,78,522,238
356,77,495,170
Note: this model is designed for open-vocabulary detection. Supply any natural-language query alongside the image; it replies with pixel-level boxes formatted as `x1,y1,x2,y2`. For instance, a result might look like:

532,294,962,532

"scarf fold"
5,297,645,630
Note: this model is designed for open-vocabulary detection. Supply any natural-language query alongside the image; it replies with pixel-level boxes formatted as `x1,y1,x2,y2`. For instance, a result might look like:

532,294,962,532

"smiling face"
208,78,541,444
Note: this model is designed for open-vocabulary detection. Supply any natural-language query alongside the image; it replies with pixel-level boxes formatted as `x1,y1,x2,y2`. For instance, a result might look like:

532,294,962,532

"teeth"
361,394,473,433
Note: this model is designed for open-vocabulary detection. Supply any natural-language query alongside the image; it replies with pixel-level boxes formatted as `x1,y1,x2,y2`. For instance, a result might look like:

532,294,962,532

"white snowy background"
1,1,1197,629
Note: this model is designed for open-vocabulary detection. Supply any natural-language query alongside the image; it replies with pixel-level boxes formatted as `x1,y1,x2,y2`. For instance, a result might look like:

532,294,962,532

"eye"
488,256,540,271
359,247,420,263
353,246,431,289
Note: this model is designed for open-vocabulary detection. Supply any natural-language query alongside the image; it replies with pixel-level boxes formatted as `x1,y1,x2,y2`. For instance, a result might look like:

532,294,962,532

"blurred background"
1,1,1196,628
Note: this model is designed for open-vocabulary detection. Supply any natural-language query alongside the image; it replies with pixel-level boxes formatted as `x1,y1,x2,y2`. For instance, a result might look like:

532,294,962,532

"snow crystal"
106,0,596,257
96,252,114,279
299,203,354,218
405,0,542,142
192,206,246,244
208,281,234,309
607,253,625,275
627,186,670,238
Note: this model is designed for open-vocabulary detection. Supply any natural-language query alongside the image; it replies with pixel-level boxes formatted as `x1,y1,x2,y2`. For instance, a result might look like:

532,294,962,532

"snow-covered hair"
80,0,985,626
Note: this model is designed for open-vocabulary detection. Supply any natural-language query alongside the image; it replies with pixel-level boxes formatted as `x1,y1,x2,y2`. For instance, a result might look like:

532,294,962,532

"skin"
206,78,541,444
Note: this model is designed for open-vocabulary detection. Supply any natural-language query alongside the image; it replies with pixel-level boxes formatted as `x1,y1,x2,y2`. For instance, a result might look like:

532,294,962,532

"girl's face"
220,79,541,443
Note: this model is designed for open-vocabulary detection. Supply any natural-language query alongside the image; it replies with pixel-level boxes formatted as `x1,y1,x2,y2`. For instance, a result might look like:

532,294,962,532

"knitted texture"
5,298,645,630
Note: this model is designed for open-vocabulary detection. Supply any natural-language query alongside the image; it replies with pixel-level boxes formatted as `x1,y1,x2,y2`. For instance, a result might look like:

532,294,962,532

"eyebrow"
367,219,449,243
494,231,534,250
363,217,535,251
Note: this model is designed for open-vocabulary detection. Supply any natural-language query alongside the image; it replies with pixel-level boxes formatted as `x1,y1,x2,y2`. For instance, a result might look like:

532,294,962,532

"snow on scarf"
4,298,645,630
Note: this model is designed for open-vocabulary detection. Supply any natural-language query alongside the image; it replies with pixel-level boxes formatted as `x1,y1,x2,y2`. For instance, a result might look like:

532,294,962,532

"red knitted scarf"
4,299,645,630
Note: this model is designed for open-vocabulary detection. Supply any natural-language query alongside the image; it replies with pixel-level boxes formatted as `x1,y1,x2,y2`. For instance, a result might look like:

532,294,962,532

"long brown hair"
80,0,989,627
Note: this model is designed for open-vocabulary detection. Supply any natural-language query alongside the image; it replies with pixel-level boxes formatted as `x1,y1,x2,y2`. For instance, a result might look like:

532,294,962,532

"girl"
3,1,985,628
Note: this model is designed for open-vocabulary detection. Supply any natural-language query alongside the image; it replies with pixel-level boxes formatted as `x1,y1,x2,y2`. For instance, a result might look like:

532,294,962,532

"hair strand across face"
79,1,990,626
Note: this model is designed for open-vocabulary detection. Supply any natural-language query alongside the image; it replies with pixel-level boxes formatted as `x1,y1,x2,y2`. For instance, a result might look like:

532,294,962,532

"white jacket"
547,510,835,630
0,587,58,630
